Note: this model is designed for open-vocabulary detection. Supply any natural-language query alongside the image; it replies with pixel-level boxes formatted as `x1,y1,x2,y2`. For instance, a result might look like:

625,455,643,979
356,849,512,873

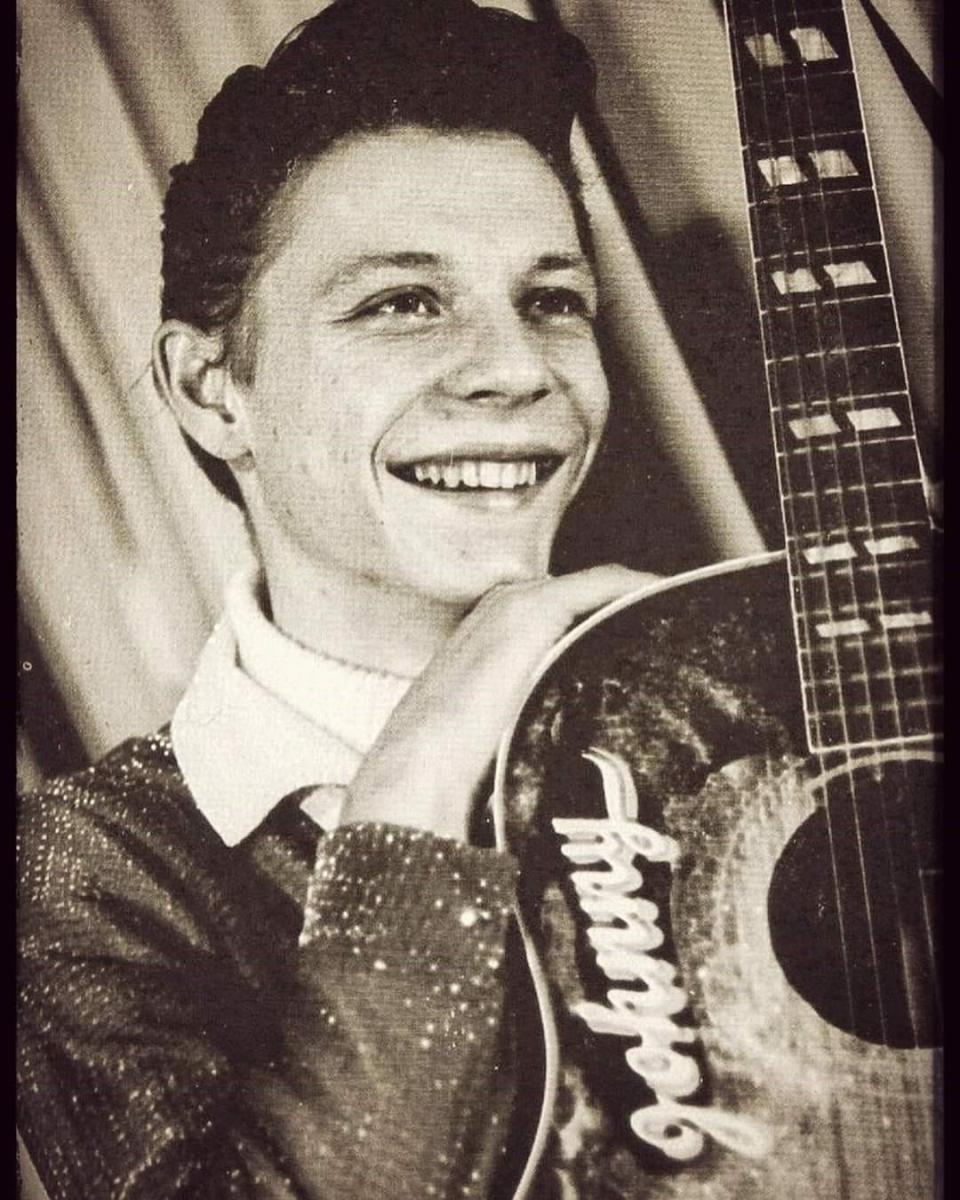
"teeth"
399,457,555,490
441,462,462,489
479,461,500,488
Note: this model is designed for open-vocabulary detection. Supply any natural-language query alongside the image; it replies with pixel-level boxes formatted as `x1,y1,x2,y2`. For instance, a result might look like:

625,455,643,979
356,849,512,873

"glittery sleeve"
17,745,526,1200
269,821,524,1198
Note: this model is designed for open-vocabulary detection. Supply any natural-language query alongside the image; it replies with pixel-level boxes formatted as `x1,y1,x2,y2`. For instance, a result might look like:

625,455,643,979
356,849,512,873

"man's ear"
152,321,253,461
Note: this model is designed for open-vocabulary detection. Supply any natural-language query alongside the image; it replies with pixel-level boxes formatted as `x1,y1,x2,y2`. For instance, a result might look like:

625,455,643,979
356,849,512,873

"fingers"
473,565,660,642
544,565,661,621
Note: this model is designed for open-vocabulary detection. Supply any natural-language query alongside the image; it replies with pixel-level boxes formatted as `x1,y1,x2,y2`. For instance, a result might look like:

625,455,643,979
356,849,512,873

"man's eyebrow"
321,252,443,291
317,250,595,295
531,253,594,274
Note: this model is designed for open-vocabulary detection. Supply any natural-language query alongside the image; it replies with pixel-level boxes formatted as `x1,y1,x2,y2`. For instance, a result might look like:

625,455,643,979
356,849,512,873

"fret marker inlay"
847,407,900,432
758,155,806,187
816,618,870,638
803,542,856,564
824,261,876,288
789,414,841,438
864,535,919,556
744,33,786,67
772,267,820,295
789,27,839,63
879,611,933,630
808,149,858,179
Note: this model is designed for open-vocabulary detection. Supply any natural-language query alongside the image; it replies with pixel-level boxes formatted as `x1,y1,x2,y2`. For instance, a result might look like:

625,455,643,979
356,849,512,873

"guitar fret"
807,732,936,753
796,564,932,586
808,664,939,686
765,293,892,316
795,599,936,623
768,341,900,365
750,183,873,205
773,388,908,412
830,389,907,404
803,663,941,690
787,518,930,541
796,545,926,569
778,435,918,454
758,239,884,264
803,699,936,716
796,624,936,643
742,131,870,153
786,479,923,494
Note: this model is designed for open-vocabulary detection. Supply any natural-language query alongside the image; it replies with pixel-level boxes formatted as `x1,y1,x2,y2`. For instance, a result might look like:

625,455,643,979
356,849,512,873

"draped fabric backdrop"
17,0,939,791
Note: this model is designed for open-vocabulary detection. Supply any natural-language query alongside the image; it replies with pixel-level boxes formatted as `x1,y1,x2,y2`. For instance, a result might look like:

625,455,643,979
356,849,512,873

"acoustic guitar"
494,2,941,1196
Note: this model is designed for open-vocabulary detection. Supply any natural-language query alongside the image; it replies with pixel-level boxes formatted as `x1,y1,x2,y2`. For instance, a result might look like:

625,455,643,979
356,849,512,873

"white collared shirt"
171,566,412,846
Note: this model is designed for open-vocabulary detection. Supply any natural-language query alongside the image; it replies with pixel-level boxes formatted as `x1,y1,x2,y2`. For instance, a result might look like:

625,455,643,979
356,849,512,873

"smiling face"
228,127,609,614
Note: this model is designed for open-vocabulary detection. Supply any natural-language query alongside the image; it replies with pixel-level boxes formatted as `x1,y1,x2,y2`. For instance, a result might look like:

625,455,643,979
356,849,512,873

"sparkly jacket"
17,731,530,1200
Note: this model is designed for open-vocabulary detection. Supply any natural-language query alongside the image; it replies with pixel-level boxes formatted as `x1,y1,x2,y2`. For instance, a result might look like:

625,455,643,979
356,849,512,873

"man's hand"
342,566,659,841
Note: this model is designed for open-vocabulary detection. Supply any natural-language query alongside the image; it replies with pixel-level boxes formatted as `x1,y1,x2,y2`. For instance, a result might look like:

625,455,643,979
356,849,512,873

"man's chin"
399,550,553,609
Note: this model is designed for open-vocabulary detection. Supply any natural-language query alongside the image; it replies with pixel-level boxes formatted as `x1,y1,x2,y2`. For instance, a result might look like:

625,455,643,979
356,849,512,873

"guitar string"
770,0,933,1159
731,8,934,1180
745,11,926,1164
770,0,934,1074
829,0,941,1153
776,0,922,1078
740,0,872,1049
730,33,895,1189
783,0,938,1055
843,8,942,1080
756,2,911,1179
836,0,941,1015
773,13,932,1158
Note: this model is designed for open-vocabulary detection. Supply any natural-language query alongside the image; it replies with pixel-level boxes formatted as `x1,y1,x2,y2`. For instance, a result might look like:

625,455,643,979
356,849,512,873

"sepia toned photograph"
17,1,941,1196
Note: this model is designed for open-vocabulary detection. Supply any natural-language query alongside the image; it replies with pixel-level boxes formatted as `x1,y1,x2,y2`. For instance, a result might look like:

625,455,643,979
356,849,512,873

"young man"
17,2,653,1196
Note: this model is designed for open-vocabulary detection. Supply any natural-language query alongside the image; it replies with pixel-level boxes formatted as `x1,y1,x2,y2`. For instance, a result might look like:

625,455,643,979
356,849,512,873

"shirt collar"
171,565,411,846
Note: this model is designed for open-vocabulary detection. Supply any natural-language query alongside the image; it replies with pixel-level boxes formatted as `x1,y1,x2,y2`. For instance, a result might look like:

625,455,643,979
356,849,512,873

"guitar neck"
723,0,939,751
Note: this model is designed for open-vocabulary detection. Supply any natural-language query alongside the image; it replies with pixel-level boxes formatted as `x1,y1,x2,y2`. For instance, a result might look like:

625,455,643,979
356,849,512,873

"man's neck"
257,548,467,679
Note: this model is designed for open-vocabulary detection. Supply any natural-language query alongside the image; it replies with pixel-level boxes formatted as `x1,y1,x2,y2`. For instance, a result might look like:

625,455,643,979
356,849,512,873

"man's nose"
443,305,553,409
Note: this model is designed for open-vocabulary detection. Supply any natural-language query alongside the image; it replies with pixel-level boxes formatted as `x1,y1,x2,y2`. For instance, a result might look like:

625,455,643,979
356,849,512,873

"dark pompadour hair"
159,0,596,506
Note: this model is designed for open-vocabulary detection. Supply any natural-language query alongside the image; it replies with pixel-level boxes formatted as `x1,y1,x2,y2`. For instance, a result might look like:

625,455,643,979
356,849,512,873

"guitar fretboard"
724,0,939,750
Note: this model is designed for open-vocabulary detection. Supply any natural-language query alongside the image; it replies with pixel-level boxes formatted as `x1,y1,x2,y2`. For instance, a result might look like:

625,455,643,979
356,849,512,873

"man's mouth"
386,455,563,492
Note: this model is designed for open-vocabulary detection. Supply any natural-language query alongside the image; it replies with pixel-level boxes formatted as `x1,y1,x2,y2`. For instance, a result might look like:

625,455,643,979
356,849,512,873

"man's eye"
358,290,441,319
525,288,594,321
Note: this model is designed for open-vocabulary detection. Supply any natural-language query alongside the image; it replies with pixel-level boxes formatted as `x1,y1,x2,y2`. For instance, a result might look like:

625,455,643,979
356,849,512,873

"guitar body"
497,552,940,1199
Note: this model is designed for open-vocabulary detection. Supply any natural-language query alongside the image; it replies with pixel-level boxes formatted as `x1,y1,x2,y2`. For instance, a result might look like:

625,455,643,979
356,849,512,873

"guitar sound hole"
767,756,940,1049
